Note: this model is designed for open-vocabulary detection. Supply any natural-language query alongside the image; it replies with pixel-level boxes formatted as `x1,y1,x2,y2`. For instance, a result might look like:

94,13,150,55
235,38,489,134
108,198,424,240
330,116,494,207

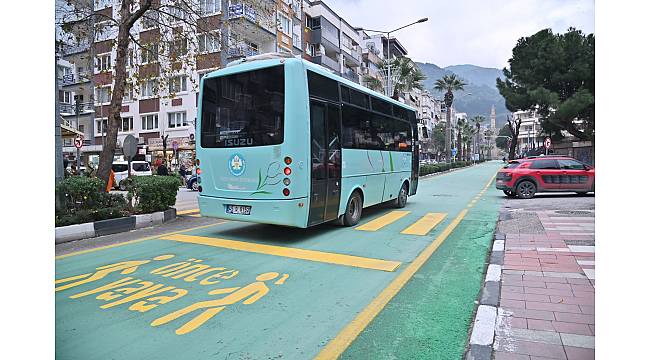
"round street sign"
122,134,138,160
74,135,84,149
172,140,179,151
544,137,552,149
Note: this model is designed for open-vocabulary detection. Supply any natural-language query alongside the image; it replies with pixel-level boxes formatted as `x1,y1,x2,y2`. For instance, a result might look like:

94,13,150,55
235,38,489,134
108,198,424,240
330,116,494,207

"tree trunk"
96,0,150,185
445,103,451,162
457,128,462,161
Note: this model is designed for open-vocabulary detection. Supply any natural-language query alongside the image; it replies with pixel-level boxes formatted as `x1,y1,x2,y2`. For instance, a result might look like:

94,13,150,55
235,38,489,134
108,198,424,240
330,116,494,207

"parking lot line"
400,213,447,236
355,211,410,232
160,233,402,272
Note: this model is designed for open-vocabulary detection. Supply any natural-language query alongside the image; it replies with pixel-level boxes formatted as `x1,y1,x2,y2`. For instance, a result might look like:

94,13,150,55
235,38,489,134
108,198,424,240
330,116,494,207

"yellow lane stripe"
355,211,410,231
55,222,226,260
176,208,200,215
160,234,402,272
400,213,447,236
314,208,468,359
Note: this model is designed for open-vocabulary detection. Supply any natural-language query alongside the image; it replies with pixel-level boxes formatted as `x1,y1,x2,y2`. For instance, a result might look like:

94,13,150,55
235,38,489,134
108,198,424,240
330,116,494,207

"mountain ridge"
415,62,509,128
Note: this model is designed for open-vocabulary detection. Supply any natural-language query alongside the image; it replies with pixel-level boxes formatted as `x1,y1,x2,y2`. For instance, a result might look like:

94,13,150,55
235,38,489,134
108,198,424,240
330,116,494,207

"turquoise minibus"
196,53,419,228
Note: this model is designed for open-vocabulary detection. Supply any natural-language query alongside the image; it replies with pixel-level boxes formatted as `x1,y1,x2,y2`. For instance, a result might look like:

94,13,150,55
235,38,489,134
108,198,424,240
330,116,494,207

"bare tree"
57,0,280,185
506,115,522,160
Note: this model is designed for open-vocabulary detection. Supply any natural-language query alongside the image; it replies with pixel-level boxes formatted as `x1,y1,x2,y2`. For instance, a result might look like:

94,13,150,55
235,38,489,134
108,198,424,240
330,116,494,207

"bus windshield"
200,65,284,148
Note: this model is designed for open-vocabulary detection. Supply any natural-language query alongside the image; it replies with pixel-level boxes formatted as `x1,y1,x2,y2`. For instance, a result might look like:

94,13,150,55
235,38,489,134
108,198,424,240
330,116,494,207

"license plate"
225,205,251,215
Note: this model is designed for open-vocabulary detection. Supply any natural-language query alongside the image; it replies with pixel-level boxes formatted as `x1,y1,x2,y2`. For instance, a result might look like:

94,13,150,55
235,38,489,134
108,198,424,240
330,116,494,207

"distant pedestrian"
157,161,169,176
179,164,187,186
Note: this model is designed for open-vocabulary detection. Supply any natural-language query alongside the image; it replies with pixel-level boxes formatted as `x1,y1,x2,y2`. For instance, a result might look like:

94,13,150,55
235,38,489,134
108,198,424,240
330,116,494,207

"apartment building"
83,0,306,168
512,109,543,153
57,43,96,162
303,0,362,83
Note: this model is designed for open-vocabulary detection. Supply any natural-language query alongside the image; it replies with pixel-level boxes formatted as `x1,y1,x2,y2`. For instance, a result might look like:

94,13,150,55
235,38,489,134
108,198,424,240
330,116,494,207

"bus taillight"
284,156,292,165
284,167,291,176
197,168,202,175
196,159,200,166
283,178,291,186
283,188,290,196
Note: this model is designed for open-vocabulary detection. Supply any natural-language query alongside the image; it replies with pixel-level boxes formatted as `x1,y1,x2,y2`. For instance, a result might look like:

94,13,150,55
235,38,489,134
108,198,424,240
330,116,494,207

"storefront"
147,136,196,170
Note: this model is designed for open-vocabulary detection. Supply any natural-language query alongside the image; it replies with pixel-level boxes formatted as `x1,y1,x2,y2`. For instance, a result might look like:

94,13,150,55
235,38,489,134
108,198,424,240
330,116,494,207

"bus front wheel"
343,191,363,226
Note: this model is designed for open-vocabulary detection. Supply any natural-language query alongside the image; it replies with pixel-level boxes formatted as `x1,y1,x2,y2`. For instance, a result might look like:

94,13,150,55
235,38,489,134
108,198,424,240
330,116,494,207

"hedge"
55,176,129,227
125,175,182,214
418,159,486,176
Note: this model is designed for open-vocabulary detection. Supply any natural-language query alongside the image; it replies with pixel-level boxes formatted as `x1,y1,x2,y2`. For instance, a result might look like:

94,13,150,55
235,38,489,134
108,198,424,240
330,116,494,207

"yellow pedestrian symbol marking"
355,211,410,232
151,272,287,335
400,213,447,236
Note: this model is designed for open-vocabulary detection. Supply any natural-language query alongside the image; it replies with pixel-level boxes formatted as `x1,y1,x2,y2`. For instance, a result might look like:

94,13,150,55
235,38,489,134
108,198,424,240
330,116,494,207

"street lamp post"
354,18,428,97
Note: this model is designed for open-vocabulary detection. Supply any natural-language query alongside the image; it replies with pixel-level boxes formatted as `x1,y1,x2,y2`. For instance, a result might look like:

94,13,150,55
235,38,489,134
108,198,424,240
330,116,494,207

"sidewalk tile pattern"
490,210,595,360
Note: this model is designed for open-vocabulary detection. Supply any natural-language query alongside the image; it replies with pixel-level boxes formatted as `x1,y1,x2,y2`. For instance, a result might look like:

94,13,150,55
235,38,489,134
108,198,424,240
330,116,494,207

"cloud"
323,0,594,68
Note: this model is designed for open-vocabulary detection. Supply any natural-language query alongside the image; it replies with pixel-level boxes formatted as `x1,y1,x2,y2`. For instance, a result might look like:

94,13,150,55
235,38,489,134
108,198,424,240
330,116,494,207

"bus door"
308,100,342,225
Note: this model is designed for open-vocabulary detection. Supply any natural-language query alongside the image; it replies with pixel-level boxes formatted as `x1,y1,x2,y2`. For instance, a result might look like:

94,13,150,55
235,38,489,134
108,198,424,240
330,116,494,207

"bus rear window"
200,65,284,148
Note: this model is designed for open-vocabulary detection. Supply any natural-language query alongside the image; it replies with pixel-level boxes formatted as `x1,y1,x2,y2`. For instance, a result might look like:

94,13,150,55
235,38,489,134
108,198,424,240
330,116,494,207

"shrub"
55,176,129,227
127,175,181,214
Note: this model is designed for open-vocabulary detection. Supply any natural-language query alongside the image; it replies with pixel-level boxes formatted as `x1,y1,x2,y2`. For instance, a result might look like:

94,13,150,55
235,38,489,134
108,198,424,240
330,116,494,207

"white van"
112,161,152,190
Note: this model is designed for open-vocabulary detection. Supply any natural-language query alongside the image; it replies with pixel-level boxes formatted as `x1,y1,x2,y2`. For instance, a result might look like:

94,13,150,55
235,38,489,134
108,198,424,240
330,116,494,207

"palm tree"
363,56,426,100
434,74,467,162
470,115,486,160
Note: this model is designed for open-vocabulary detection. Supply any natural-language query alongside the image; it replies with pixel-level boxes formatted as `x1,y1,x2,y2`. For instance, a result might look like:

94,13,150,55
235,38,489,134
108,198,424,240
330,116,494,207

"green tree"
431,122,446,160
497,28,594,141
434,74,467,161
495,125,511,150
363,56,426,99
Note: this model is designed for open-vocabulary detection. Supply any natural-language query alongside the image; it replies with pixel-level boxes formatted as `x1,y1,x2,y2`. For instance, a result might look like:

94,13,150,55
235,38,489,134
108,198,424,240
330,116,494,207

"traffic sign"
544,137,552,149
172,140,179,151
122,134,138,160
74,135,84,149
451,148,457,157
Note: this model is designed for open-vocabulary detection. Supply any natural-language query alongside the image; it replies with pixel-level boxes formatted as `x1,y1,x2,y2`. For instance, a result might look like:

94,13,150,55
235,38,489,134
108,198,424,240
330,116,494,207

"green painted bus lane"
55,161,503,360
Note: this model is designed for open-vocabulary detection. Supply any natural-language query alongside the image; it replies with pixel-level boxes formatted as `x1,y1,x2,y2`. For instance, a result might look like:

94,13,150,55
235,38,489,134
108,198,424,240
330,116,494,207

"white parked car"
112,161,152,190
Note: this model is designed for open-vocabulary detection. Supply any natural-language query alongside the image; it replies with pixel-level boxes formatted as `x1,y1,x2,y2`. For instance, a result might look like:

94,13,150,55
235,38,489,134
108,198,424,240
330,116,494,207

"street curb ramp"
55,208,176,244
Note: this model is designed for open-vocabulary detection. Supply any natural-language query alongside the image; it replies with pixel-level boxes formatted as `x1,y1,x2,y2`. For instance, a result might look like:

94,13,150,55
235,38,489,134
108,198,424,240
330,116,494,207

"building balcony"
227,3,275,41
60,72,92,86
342,47,361,67
342,68,359,83
227,44,259,58
60,101,95,116
312,54,340,73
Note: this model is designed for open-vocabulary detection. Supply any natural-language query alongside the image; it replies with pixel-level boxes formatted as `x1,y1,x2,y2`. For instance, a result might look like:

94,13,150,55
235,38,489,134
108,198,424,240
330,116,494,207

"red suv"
496,156,595,199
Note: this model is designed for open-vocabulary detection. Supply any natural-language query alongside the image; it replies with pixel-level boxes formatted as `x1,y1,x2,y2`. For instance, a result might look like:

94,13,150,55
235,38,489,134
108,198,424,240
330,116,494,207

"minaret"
490,105,496,129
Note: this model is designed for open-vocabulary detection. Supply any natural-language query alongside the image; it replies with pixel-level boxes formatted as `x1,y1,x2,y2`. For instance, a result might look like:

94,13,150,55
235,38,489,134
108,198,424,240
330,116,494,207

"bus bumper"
198,195,309,228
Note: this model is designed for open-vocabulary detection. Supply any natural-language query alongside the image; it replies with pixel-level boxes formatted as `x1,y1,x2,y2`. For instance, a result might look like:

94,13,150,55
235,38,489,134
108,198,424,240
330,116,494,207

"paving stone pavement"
467,194,595,360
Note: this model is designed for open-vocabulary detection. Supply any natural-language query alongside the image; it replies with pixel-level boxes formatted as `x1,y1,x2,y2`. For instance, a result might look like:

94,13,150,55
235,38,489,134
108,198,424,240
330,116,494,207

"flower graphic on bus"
228,154,246,176
251,161,282,195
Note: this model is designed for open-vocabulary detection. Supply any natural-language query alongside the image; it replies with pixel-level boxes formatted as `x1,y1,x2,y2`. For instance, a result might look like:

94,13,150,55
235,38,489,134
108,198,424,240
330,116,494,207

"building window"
141,10,159,29
141,114,159,131
306,42,316,56
120,117,133,132
168,111,188,128
169,38,188,58
140,79,158,97
59,90,72,104
292,34,300,47
198,31,221,53
141,43,159,64
95,86,111,104
78,124,85,133
96,118,108,135
200,0,221,15
168,5,187,22
168,75,188,94
123,83,134,101
278,14,290,35
96,54,111,71
306,16,320,30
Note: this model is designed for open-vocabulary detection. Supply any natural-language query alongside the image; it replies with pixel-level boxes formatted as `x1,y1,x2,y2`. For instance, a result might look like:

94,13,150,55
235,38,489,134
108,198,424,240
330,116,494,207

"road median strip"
159,233,402,272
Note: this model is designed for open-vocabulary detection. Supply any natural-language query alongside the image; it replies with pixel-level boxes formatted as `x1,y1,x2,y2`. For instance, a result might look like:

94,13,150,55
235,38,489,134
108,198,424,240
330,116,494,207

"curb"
55,208,176,244
465,229,506,360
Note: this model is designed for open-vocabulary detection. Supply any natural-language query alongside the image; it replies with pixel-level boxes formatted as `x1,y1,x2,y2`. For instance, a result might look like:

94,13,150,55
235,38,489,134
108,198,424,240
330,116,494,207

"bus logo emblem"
229,154,246,176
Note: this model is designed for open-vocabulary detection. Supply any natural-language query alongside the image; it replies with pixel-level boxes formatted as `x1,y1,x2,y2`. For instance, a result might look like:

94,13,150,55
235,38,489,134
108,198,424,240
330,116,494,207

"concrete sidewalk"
467,194,595,360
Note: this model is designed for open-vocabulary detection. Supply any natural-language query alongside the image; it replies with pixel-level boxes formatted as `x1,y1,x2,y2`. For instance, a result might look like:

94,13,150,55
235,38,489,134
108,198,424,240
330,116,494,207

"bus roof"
202,55,417,113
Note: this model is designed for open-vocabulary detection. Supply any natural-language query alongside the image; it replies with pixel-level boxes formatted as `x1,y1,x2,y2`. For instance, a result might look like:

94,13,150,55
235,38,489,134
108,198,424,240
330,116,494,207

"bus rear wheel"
343,191,363,226
394,182,408,208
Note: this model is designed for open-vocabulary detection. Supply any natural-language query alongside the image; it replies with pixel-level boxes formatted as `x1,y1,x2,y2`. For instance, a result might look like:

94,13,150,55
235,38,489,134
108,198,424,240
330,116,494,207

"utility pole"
55,52,64,184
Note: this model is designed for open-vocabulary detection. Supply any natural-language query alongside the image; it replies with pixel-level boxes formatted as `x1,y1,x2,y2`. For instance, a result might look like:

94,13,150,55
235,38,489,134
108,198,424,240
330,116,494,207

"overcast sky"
325,0,595,69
